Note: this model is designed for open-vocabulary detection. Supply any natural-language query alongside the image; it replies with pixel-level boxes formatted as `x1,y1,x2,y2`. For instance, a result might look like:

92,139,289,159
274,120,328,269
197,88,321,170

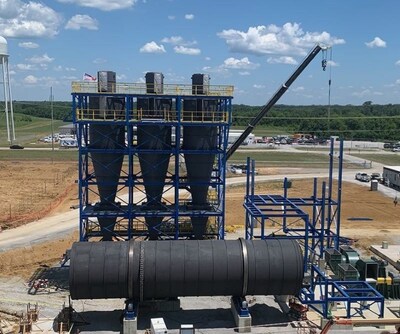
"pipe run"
69,239,303,300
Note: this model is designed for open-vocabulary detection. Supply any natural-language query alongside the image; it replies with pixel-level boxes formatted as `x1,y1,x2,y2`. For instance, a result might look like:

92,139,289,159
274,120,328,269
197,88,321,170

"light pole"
50,87,54,153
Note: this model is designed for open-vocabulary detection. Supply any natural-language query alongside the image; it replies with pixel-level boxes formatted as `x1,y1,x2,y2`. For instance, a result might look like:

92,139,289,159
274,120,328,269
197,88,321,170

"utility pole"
50,87,54,161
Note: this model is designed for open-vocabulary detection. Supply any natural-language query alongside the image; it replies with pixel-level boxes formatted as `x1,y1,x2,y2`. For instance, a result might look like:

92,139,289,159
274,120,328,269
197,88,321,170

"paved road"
0,151,398,252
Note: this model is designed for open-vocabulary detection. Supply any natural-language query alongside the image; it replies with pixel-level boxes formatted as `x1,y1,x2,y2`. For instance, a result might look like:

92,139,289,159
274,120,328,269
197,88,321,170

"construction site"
1,44,400,334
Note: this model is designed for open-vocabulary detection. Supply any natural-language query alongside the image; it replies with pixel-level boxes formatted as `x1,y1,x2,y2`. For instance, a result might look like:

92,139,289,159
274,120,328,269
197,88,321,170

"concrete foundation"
370,244,400,271
123,317,137,334
230,298,252,333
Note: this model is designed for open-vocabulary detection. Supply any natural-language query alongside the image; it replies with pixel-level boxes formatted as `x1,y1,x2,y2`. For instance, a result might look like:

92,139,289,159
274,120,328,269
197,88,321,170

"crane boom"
226,44,324,160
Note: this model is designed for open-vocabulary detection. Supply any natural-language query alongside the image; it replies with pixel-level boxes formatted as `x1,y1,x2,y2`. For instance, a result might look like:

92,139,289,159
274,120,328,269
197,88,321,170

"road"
0,150,398,252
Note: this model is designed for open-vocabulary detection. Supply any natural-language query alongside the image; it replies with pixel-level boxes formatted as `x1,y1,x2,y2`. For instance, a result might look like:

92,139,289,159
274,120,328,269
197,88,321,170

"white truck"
382,166,400,189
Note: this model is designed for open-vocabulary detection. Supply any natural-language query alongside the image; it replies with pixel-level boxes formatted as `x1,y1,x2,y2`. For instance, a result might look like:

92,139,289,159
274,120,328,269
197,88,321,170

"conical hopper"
183,95,217,239
89,95,125,240
137,95,171,239
183,126,217,238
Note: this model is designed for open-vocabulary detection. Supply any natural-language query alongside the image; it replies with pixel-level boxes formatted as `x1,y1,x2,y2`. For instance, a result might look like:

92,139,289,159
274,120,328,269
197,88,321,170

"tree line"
233,102,400,141
12,101,400,142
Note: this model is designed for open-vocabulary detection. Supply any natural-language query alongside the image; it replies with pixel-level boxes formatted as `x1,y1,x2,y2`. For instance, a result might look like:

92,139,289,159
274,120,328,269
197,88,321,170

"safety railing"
72,81,234,97
76,108,229,123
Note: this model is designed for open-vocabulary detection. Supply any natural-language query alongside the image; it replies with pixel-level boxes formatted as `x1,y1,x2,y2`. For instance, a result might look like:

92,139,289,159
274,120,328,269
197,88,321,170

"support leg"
231,296,251,333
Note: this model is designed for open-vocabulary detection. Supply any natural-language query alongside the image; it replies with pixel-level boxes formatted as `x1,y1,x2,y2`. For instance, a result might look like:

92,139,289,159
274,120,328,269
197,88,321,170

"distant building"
59,123,76,136
228,130,255,145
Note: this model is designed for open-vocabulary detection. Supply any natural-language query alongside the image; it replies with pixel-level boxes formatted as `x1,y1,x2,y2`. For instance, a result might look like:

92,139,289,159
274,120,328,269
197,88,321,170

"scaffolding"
72,80,233,241
243,138,384,318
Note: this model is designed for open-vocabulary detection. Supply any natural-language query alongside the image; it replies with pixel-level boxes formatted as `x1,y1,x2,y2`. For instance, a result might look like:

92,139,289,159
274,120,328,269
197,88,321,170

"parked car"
370,172,382,182
355,172,370,182
392,147,400,152
384,143,394,149
9,144,24,149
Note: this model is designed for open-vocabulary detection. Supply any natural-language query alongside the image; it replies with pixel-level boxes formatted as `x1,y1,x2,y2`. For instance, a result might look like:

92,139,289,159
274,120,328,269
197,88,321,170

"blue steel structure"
243,138,384,318
71,74,233,241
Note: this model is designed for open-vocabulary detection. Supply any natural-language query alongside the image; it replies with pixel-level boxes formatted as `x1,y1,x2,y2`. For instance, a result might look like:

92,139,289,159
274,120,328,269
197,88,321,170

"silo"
183,74,216,239
89,71,125,240
137,72,172,239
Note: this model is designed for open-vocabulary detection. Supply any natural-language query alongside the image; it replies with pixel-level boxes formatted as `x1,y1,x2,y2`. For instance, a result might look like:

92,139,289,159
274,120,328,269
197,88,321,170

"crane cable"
322,47,333,132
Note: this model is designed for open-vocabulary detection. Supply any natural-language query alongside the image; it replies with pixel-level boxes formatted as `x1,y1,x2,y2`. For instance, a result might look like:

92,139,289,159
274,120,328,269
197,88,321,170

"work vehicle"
382,166,400,189
355,172,370,182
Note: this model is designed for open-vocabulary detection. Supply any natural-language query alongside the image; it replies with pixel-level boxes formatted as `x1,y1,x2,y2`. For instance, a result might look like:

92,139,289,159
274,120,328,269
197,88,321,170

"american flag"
83,73,96,81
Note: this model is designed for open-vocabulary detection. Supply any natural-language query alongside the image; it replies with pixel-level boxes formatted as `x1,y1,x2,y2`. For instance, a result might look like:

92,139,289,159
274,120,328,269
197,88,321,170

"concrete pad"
370,244,400,271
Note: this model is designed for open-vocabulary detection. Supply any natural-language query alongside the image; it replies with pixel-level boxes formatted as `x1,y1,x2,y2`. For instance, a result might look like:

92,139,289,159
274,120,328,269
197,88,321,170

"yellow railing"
76,108,124,120
76,108,229,123
71,81,234,97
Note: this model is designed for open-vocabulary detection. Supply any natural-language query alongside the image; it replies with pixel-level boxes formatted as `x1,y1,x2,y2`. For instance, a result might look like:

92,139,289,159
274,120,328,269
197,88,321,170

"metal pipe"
69,239,303,300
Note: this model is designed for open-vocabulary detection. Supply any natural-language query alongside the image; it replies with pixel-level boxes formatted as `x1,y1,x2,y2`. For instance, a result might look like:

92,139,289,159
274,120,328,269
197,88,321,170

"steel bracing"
72,81,233,241
243,138,384,318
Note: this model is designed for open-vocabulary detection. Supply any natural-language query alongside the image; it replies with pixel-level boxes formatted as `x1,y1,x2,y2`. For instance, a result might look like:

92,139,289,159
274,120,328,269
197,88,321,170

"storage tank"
183,74,216,239
137,72,172,239
89,71,125,240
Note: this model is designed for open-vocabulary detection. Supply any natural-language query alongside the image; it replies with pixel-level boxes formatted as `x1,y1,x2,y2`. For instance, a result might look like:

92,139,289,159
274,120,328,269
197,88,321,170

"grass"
0,113,66,146
0,149,78,161
348,153,400,166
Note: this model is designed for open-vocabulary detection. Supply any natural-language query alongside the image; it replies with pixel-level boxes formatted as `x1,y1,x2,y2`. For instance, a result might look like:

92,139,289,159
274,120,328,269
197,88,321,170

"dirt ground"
0,161,78,230
0,161,399,280
225,178,400,253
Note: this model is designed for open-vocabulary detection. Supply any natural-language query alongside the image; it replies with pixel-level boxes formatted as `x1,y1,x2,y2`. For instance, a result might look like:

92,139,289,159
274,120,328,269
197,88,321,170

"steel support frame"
243,139,383,318
299,265,384,319
244,139,342,258
73,92,232,241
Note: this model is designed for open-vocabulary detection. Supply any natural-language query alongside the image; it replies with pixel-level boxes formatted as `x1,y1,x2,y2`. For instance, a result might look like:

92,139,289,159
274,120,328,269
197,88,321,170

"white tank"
0,36,8,56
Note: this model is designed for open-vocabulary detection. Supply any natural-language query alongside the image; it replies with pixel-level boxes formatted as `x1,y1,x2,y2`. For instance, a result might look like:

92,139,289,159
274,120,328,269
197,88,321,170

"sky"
1,0,400,106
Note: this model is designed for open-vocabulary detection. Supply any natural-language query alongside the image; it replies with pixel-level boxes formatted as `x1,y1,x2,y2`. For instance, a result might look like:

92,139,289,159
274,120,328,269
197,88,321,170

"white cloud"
351,88,382,97
161,36,197,46
253,84,265,89
54,65,76,71
93,58,107,64
61,75,78,80
21,75,60,86
173,46,200,55
395,60,400,66
18,41,39,49
267,56,298,65
205,56,211,61
218,23,345,56
201,65,228,75
327,60,339,67
222,57,259,69
365,37,386,48
396,79,400,85
117,74,127,81
16,63,37,70
27,54,54,64
0,0,61,38
168,15,175,20
162,36,184,45
140,41,166,53
292,86,304,92
185,14,194,20
57,0,137,11
23,75,38,84
65,14,99,30
239,71,250,76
